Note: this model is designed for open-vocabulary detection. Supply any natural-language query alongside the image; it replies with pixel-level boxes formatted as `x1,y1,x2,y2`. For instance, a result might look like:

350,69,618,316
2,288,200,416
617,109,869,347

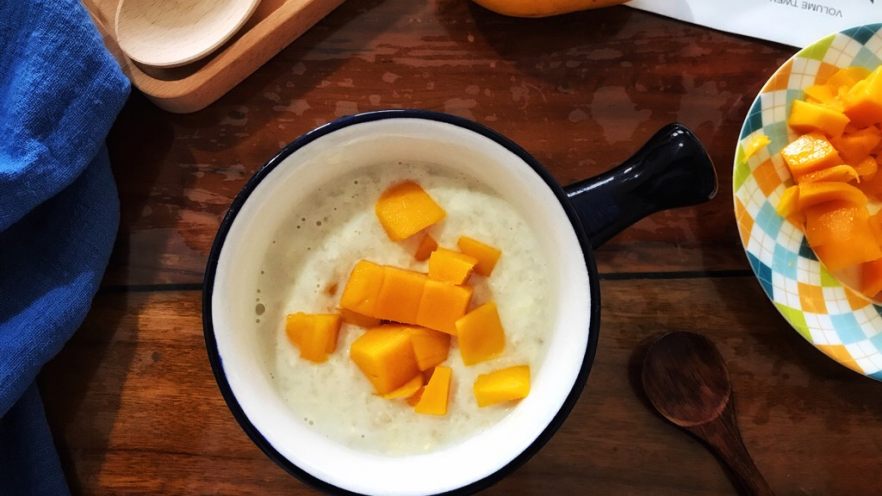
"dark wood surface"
41,1,882,495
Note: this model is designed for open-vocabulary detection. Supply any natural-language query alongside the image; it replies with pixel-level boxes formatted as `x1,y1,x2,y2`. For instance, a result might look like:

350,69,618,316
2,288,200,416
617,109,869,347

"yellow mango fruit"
741,133,770,159
404,325,451,370
457,236,502,277
855,156,879,182
831,126,882,163
375,266,426,324
798,164,860,184
285,312,341,363
428,248,478,285
339,260,385,317
789,99,850,138
416,279,473,335
843,67,882,126
797,181,867,210
375,181,446,241
776,185,800,219
473,365,531,407
350,327,420,394
414,233,438,262
780,132,843,176
339,308,381,328
472,0,625,17
804,84,837,105
455,302,506,365
414,366,452,415
859,258,882,299
826,66,871,89
382,374,423,399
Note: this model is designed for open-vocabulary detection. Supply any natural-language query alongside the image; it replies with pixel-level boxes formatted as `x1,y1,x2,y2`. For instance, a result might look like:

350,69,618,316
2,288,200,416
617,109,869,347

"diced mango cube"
455,302,506,365
832,126,882,163
776,185,800,219
741,133,770,159
804,84,836,104
375,181,446,241
456,236,502,277
854,156,879,180
789,99,850,138
473,365,531,407
375,266,426,324
405,325,452,370
340,308,381,328
797,181,867,210
428,248,477,285
804,201,882,271
406,387,424,406
416,279,473,335
798,164,859,184
340,260,385,317
414,233,438,262
414,366,452,415
382,374,424,399
350,327,420,394
860,258,882,299
781,132,843,177
825,66,871,89
843,68,882,126
286,313,341,363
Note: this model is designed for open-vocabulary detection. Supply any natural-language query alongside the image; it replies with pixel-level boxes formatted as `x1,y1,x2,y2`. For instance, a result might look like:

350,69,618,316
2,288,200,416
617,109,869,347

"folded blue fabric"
0,0,130,493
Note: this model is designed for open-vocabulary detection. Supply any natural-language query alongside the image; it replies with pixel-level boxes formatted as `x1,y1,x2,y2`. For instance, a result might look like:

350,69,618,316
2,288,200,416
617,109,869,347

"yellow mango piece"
375,181,446,241
826,66,871,89
473,365,531,407
798,164,860,184
804,201,882,271
455,302,506,365
789,99,850,138
382,374,424,399
428,248,478,284
414,366,452,416
350,327,420,394
776,185,800,219
854,156,879,181
405,326,451,370
414,233,438,262
832,127,882,163
339,260,385,317
843,68,882,126
797,181,867,210
457,236,502,277
742,133,770,159
374,266,426,324
804,84,837,104
860,258,882,299
286,313,341,363
781,132,843,177
340,308,381,328
416,279,473,335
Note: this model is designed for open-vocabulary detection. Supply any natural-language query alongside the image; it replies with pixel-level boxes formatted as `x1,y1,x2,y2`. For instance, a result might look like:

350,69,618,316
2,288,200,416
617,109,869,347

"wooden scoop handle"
687,405,775,496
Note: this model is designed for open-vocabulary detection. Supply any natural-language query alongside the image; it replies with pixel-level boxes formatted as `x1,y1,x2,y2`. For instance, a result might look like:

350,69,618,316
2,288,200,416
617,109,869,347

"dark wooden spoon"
641,332,774,496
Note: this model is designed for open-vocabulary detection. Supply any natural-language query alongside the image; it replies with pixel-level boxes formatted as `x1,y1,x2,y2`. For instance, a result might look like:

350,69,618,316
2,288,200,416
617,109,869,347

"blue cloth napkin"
0,0,130,493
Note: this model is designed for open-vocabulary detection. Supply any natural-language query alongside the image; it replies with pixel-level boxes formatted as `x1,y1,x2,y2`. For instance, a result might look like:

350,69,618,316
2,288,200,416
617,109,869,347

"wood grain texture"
41,278,882,495
102,1,794,287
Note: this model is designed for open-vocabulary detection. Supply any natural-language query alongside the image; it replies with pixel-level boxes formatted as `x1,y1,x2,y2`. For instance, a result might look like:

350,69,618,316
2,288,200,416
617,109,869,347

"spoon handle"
689,405,775,496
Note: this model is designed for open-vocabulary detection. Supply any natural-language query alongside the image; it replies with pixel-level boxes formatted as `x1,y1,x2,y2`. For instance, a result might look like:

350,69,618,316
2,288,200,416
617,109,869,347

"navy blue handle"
564,123,717,249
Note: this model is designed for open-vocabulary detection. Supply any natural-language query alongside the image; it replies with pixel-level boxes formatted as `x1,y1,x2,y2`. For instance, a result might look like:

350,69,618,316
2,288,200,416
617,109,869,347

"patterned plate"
734,24,882,380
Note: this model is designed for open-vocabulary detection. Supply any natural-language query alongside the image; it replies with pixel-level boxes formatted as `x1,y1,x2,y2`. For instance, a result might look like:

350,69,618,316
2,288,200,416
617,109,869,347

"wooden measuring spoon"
641,332,774,496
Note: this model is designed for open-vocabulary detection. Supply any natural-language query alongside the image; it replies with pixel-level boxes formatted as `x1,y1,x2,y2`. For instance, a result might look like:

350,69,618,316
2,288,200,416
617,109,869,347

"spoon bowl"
115,0,261,68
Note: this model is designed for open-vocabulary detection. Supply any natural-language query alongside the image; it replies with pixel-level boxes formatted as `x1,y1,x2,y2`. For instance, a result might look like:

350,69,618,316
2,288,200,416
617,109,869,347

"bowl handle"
563,123,718,249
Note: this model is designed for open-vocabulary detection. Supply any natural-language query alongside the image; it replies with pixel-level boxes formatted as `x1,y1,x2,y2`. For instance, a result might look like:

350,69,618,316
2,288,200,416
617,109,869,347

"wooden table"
42,2,882,494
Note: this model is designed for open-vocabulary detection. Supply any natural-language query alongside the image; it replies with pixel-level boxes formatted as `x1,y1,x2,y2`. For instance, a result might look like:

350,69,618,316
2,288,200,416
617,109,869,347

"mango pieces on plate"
776,65,882,300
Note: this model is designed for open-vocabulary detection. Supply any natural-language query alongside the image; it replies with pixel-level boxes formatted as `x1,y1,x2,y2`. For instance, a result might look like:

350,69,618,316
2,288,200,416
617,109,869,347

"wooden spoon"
641,332,774,496
115,0,261,68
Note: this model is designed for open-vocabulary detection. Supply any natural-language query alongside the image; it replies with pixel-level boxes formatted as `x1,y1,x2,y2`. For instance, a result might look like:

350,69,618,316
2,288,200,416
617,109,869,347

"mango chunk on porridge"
339,260,385,316
843,67,882,126
285,313,341,363
404,325,452,371
350,327,421,394
455,302,506,365
473,365,531,407
414,366,452,416
382,374,424,400
339,308,381,328
427,248,478,284
456,236,501,276
414,233,438,262
415,279,473,335
375,266,426,324
789,99,850,138
781,132,843,177
375,181,446,241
